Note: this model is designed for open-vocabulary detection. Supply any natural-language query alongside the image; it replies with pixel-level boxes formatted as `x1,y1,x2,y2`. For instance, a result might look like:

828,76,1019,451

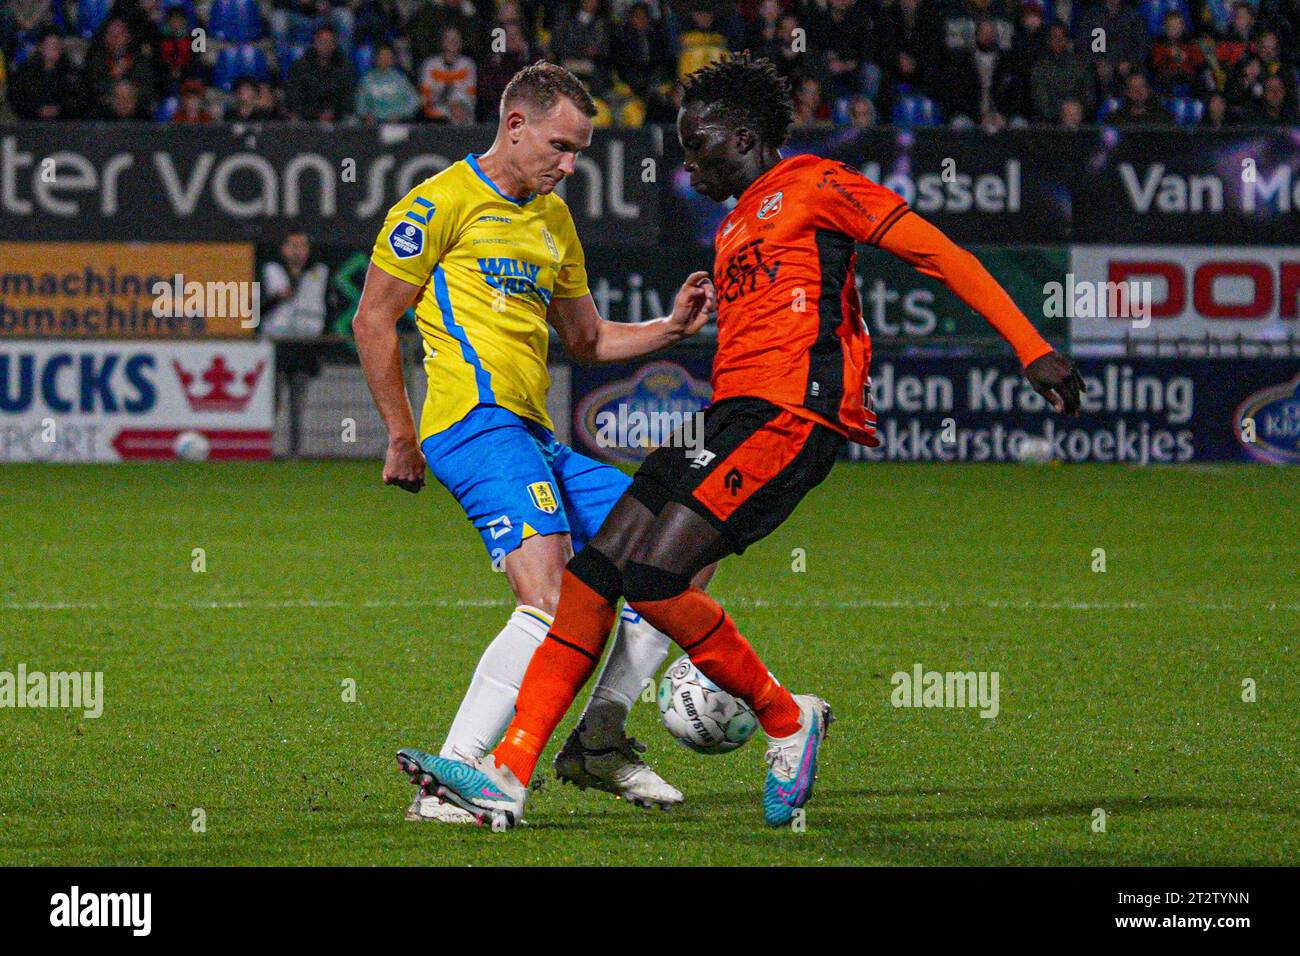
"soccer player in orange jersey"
401,52,1085,829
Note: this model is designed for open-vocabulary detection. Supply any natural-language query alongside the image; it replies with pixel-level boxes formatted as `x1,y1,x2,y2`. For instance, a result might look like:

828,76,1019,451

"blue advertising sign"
571,351,1299,465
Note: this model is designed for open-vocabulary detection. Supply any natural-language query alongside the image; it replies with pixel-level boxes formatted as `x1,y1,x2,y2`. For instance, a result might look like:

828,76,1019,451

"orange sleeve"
812,160,911,245
877,211,1053,367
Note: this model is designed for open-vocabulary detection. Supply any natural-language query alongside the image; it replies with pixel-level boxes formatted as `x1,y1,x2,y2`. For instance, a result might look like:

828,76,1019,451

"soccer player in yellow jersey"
353,63,716,824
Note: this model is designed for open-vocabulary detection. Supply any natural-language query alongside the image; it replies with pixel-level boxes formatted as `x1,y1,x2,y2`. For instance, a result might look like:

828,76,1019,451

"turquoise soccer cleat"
761,695,833,827
396,747,527,830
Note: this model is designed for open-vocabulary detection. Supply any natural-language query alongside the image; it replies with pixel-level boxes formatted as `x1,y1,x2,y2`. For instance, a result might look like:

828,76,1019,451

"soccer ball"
657,655,758,755
173,430,210,462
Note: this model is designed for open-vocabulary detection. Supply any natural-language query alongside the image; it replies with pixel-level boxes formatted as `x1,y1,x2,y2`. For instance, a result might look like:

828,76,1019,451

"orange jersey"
709,154,908,446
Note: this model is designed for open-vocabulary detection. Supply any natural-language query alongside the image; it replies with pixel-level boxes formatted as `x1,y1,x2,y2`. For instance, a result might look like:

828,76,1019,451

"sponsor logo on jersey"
540,226,559,261
717,238,781,302
815,164,877,220
389,222,424,259
478,257,553,305
690,448,716,469
1234,374,1300,464
756,192,784,220
527,481,558,514
478,215,513,224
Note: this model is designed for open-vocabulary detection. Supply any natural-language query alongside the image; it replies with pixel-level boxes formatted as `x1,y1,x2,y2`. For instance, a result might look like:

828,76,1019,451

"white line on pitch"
1,597,1296,613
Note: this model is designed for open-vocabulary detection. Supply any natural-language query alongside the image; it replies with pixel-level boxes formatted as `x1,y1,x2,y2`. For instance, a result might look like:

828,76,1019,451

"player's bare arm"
352,262,426,493
877,211,1086,415
546,271,715,365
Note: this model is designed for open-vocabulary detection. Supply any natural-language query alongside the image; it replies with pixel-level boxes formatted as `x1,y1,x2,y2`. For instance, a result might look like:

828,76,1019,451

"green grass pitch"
1,460,1295,866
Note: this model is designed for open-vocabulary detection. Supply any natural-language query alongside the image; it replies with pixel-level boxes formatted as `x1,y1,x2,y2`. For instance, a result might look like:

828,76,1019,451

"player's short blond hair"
502,61,598,118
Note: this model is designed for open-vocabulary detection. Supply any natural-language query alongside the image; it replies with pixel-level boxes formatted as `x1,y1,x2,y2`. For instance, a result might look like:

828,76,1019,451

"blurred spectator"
447,91,475,125
877,0,942,112
261,229,330,457
255,79,283,118
3,1,57,52
744,0,784,57
611,2,671,102
848,93,877,127
792,76,833,127
10,29,82,119
1030,21,1095,122
1253,30,1299,92
943,0,1015,55
1247,73,1300,121
810,0,877,100
83,17,158,117
172,77,213,123
644,57,685,122
1073,0,1148,98
1199,0,1243,36
262,229,330,338
478,19,533,121
677,4,728,80
352,0,401,48
101,77,152,119
1001,0,1048,118
1216,2,1259,69
1149,10,1208,94
409,0,482,69
942,18,1017,126
1109,70,1176,123
285,24,355,121
224,76,278,120
355,42,420,121
1257,0,1298,52
158,6,197,92
105,0,165,52
1058,97,1084,129
1226,46,1268,116
1203,90,1232,126
273,0,335,48
768,13,812,87
554,0,611,93
419,26,475,121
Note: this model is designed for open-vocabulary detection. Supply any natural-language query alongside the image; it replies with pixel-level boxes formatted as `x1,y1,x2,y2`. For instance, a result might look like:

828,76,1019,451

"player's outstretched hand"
383,437,426,493
667,271,716,339
1024,350,1086,415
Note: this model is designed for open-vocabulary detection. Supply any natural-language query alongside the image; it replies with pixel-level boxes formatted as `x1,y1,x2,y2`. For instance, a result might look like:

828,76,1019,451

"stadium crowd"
1,0,1297,127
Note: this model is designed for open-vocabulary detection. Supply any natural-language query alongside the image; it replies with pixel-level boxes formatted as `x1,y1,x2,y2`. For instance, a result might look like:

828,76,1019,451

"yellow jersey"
369,153,589,439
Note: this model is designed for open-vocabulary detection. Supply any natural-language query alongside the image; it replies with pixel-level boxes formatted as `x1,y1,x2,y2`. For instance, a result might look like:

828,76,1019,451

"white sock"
439,605,551,760
587,606,673,715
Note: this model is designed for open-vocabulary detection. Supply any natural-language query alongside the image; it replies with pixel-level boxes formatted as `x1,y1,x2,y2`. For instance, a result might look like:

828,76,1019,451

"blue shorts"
421,404,631,562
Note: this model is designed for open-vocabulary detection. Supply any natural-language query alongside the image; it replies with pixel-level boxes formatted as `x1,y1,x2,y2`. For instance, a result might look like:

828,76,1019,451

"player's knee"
623,561,691,609
567,545,623,603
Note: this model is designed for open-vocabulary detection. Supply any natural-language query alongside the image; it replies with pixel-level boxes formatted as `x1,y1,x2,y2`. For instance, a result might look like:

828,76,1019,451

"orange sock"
632,588,802,738
491,568,617,785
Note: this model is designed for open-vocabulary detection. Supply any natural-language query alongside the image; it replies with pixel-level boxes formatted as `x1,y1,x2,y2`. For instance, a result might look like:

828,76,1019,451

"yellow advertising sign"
0,243,255,338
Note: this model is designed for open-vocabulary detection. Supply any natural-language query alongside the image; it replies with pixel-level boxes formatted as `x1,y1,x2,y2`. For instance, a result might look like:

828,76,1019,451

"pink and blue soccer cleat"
762,695,833,827
396,747,527,830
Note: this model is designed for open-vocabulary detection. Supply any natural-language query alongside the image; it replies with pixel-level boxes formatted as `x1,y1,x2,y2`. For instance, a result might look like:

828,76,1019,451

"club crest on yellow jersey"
527,481,559,514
